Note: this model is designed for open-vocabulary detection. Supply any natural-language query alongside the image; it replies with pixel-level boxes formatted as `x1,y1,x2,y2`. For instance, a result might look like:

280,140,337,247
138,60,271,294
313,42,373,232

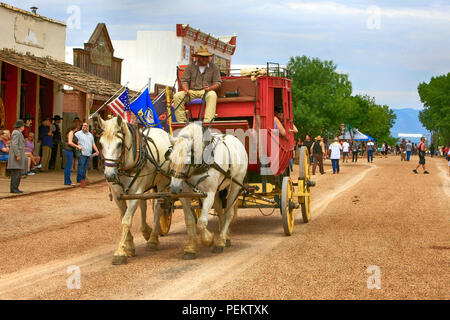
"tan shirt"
181,62,222,90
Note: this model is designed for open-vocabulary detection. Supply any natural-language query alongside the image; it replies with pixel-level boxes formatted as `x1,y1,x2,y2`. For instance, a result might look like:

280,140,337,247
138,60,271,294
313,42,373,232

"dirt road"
0,156,448,299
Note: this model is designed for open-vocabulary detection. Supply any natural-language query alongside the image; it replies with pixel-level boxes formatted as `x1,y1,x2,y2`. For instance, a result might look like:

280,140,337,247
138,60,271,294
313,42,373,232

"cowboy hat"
194,45,213,57
13,119,25,128
315,135,323,141
52,115,62,120
24,114,33,120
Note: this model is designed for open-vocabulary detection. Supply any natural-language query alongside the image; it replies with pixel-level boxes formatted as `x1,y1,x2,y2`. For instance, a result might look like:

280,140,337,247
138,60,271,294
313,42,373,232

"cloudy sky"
10,0,450,110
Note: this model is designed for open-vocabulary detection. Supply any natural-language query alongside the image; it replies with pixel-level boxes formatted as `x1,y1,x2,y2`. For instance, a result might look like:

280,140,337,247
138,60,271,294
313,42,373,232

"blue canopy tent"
354,133,376,142
339,129,375,141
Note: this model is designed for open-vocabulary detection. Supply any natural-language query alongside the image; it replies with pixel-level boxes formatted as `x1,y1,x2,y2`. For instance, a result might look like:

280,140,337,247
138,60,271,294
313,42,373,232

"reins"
102,123,170,194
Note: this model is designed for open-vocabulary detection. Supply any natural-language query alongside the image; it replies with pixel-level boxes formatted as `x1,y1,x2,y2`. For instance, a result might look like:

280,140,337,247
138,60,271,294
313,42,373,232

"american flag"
107,88,131,122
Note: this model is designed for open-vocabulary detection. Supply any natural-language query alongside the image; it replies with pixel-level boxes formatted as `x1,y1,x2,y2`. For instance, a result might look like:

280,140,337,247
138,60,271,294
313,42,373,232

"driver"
173,46,222,123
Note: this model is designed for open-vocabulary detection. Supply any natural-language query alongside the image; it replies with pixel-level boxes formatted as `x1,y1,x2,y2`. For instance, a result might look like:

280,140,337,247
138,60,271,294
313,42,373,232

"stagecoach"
146,63,315,236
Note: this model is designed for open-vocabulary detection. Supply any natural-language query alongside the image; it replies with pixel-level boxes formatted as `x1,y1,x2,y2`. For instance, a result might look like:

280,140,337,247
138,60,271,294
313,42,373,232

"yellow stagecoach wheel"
159,204,173,236
298,146,311,223
298,146,309,180
281,176,295,236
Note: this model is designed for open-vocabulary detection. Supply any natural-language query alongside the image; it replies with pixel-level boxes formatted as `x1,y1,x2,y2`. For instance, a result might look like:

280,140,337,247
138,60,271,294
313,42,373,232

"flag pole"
129,83,149,102
89,81,129,120
165,86,173,135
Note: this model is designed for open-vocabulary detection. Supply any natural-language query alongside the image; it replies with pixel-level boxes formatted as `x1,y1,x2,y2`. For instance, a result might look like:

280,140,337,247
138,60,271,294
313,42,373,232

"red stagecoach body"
171,69,296,177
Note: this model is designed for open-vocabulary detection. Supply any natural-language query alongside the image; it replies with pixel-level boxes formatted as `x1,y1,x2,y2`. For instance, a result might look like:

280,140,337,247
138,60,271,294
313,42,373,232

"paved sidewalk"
0,169,105,199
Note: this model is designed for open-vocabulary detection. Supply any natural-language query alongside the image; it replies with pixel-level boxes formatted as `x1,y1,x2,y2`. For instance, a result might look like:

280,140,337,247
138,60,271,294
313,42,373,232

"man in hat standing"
310,135,325,175
8,119,26,193
49,115,62,170
173,45,222,123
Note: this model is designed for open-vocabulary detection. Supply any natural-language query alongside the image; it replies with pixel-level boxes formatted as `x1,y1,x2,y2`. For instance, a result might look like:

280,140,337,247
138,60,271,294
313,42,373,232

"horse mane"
169,136,190,173
170,122,204,173
102,117,129,142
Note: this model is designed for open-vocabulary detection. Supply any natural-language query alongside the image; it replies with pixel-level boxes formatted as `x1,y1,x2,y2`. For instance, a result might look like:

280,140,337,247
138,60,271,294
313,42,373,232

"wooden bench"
0,160,7,177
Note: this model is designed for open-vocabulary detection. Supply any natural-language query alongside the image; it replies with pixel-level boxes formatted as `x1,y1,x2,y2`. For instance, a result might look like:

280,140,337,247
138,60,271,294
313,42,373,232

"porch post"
16,68,21,119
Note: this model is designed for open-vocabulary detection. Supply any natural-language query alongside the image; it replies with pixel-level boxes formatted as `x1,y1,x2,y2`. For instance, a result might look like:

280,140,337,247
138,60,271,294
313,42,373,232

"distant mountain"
391,108,430,141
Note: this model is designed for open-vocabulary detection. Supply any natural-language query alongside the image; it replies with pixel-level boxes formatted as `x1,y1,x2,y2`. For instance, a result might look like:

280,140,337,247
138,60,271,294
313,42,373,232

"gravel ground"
0,156,448,299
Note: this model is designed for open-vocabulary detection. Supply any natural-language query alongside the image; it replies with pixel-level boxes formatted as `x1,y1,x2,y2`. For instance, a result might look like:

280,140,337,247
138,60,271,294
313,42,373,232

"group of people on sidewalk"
1,116,100,193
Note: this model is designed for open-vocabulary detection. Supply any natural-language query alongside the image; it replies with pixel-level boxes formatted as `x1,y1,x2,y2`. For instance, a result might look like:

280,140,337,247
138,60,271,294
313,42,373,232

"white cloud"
280,1,450,21
354,89,423,109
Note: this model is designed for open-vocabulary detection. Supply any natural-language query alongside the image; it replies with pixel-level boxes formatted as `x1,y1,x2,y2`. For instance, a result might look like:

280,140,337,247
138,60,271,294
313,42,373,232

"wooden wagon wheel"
159,201,173,236
298,146,311,223
281,176,295,236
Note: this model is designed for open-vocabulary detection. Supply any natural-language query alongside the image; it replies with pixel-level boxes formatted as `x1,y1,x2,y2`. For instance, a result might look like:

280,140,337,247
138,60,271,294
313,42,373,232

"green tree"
287,55,353,138
288,55,397,143
348,95,396,143
418,73,450,145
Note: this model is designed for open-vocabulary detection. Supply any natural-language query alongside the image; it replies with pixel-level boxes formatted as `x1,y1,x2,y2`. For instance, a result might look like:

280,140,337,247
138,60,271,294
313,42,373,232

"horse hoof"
146,243,158,251
212,246,224,254
112,255,128,265
182,252,197,260
125,249,135,257
226,239,231,247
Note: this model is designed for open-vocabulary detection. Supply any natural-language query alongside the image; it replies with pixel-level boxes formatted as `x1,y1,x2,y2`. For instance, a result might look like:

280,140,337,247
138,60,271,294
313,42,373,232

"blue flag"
129,87,162,129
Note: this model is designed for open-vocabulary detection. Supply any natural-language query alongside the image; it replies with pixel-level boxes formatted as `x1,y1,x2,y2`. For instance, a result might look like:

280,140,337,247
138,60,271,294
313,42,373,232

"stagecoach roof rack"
227,62,290,78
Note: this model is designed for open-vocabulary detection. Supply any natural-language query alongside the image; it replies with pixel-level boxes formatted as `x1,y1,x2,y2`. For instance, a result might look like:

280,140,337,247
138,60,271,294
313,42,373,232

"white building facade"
112,24,236,93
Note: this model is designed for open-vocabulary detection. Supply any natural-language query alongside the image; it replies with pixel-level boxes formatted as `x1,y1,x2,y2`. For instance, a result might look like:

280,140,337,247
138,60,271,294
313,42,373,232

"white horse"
169,122,248,259
98,116,171,265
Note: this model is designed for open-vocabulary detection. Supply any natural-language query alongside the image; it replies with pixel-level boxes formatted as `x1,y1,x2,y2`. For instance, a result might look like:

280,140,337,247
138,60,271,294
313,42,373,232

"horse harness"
168,133,246,193
103,123,167,194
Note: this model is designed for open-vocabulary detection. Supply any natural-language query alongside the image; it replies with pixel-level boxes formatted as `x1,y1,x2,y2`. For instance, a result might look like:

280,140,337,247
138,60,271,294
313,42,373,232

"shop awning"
0,49,128,100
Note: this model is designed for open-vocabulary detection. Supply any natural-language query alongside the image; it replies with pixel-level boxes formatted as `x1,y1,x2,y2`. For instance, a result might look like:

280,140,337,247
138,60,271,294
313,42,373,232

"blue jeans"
331,159,340,173
77,155,90,182
368,150,373,162
406,151,411,161
63,149,74,185
0,154,8,161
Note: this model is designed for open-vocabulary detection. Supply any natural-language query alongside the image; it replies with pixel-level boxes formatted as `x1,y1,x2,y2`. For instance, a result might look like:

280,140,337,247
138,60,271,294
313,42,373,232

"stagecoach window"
273,88,283,114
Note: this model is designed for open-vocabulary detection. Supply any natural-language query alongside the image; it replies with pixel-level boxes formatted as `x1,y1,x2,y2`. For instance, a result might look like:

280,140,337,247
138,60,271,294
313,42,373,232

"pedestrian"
310,135,325,175
23,114,33,138
24,132,41,175
406,140,412,161
303,134,314,164
74,122,99,187
413,137,429,174
49,115,62,170
447,147,450,176
0,129,10,162
352,140,359,162
342,139,350,163
91,120,103,170
329,137,342,174
367,139,375,163
430,143,435,158
400,138,407,161
7,119,26,193
63,125,81,186
380,142,385,157
38,117,53,171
